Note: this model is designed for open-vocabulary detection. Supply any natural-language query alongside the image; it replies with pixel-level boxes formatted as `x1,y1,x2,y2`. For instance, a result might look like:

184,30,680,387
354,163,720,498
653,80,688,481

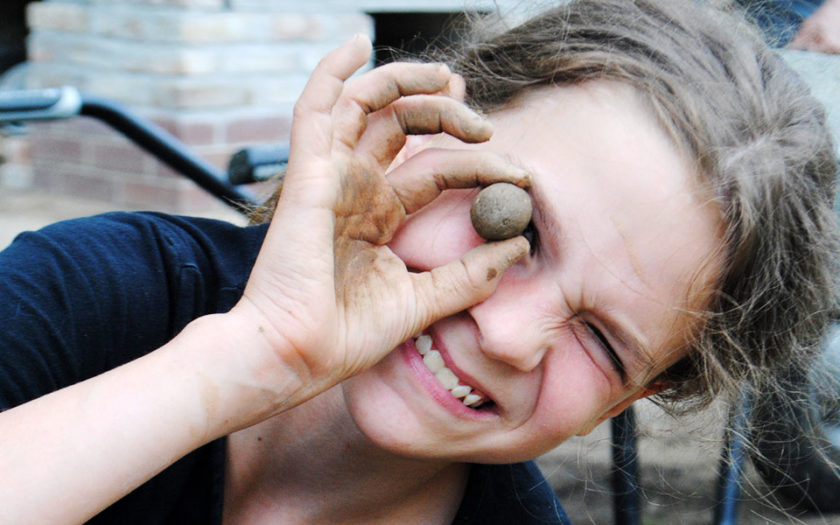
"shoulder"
5,211,267,295
0,212,268,409
10,211,264,261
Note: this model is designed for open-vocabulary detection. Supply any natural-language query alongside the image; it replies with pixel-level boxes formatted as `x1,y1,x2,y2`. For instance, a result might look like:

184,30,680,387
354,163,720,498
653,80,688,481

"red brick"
122,179,184,210
29,136,84,162
224,115,291,144
27,2,89,33
178,122,217,146
149,160,185,181
150,116,218,146
1,136,33,164
92,141,151,175
51,168,120,203
31,167,64,193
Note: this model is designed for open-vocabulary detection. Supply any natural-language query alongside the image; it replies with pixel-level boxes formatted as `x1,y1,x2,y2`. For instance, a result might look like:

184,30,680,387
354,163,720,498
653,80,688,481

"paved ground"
538,401,840,524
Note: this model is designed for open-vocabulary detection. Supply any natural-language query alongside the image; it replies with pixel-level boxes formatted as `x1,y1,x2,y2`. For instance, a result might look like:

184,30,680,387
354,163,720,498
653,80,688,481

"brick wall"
2,0,518,212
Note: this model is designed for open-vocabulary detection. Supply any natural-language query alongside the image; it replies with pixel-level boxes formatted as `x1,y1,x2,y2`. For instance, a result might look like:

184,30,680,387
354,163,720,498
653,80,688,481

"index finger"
387,148,531,215
283,35,372,204
332,61,458,149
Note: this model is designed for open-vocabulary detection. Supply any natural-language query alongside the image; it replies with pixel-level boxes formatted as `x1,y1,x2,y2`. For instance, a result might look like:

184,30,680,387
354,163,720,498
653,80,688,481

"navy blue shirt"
0,212,570,524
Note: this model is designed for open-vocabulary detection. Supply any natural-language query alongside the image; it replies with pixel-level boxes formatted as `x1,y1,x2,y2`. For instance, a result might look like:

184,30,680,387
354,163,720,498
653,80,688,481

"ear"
575,383,666,436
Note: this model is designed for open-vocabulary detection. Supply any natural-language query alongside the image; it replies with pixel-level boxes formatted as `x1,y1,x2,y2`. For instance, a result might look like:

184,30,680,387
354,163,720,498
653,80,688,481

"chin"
340,373,439,457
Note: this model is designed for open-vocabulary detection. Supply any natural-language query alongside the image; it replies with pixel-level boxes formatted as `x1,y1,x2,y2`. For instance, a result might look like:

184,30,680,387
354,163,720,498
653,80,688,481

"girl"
1,0,837,522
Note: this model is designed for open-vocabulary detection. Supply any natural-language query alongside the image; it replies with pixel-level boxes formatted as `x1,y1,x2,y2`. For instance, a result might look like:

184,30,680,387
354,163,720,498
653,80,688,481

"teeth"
450,385,472,398
414,335,487,409
435,368,459,390
463,393,483,406
422,350,445,373
415,334,432,355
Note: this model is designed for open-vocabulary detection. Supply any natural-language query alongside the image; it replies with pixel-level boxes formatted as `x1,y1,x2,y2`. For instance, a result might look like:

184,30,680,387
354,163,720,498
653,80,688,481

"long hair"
439,0,840,412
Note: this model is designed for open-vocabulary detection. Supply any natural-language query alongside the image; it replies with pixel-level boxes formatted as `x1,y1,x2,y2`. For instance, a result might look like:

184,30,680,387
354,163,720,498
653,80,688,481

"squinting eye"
522,221,539,255
586,322,625,379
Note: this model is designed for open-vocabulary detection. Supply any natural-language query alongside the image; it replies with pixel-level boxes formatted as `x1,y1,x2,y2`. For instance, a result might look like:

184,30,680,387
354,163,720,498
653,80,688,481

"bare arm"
0,36,528,523
0,314,257,523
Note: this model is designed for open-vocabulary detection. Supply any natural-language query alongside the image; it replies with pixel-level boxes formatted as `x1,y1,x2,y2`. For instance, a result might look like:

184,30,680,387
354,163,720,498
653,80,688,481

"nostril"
478,339,548,372
511,348,547,372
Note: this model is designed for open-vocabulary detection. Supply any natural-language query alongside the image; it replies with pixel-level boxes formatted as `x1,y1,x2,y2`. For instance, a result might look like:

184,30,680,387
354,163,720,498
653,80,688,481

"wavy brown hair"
440,0,839,413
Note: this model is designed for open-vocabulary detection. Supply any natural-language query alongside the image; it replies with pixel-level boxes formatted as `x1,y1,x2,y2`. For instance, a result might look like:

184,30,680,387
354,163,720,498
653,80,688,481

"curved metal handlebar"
0,86,257,211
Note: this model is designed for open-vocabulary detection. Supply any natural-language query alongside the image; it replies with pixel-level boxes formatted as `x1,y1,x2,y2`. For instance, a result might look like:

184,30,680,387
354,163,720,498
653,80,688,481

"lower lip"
400,340,492,420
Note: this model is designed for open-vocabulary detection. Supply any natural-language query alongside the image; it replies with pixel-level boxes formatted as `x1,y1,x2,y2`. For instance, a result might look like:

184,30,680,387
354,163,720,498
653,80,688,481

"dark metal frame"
0,86,256,211
610,394,752,525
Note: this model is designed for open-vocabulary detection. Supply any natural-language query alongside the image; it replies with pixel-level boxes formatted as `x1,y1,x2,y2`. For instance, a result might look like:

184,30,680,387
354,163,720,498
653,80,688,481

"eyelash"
523,216,624,379
584,322,625,379
522,220,539,255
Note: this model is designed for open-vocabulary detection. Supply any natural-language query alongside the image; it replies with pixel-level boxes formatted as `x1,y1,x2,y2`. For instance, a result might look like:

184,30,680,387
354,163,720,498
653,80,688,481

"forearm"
0,312,291,524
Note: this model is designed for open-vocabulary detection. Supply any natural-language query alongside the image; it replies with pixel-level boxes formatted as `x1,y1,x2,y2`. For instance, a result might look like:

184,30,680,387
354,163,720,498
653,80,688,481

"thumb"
411,236,529,330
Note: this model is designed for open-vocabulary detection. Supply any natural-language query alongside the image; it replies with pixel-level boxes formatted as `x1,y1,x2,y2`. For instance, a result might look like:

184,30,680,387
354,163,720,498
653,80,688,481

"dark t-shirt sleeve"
0,211,265,410
0,212,266,524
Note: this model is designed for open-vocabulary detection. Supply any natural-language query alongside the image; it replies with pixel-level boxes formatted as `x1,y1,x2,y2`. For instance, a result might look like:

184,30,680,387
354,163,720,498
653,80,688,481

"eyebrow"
512,155,659,386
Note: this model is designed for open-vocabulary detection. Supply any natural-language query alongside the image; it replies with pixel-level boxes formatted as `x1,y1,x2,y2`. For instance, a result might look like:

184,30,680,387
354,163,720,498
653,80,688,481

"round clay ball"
470,182,532,241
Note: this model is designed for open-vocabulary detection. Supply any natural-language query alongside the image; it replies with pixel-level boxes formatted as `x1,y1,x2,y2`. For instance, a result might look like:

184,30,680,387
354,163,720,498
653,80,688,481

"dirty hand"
230,35,529,417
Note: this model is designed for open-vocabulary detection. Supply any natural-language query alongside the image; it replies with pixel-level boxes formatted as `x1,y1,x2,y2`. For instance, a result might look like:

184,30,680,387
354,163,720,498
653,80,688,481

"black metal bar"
713,392,752,525
228,144,289,185
0,86,83,122
611,406,641,525
79,94,256,211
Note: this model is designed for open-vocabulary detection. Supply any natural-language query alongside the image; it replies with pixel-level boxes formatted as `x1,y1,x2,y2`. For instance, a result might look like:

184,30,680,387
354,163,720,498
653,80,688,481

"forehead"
491,82,723,377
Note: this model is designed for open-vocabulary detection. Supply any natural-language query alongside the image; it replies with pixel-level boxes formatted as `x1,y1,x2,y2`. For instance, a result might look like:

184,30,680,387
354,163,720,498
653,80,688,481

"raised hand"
231,35,530,416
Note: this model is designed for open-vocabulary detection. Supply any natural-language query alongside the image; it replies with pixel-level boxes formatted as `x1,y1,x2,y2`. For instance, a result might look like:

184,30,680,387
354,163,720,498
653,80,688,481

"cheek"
530,345,616,439
389,189,484,269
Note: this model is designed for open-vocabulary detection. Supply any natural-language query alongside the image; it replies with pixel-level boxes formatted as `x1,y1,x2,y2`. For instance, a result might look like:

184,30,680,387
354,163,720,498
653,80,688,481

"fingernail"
477,119,493,135
351,33,371,47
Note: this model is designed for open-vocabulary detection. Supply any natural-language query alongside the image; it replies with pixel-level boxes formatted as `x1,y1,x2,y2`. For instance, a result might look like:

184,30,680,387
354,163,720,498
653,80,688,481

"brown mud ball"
470,182,532,241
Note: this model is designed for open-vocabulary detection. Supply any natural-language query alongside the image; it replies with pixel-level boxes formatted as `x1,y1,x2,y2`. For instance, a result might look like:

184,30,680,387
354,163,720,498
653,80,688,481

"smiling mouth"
414,334,494,411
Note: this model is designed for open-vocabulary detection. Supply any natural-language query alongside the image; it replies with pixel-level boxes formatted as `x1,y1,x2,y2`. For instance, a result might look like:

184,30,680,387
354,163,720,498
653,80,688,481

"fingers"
282,35,373,205
410,237,529,330
441,73,467,102
357,96,492,167
289,34,372,155
339,61,453,114
387,148,531,214
332,61,460,148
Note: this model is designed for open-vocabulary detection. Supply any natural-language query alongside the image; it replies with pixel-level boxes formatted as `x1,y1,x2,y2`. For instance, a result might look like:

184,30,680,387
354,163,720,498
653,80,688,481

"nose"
468,280,551,372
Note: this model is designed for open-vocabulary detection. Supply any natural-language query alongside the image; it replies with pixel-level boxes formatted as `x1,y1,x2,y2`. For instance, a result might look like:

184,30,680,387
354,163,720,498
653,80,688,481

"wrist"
170,308,325,438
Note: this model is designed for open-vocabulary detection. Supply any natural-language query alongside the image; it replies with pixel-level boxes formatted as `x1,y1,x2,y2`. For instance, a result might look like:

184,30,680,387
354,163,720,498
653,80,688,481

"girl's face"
342,82,722,463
